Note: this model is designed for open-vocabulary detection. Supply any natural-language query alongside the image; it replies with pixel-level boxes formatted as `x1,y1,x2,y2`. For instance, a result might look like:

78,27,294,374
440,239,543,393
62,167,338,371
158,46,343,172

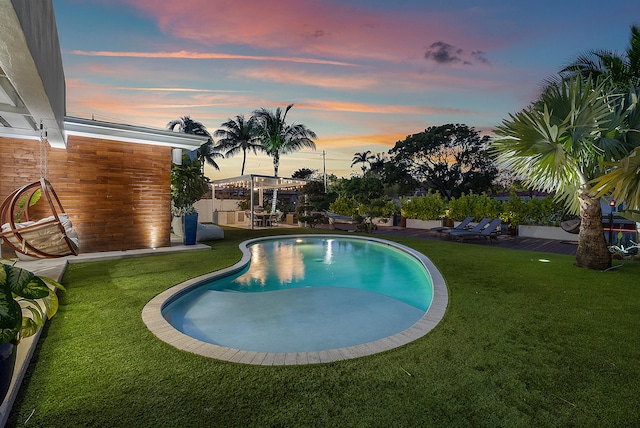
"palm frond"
593,146,640,209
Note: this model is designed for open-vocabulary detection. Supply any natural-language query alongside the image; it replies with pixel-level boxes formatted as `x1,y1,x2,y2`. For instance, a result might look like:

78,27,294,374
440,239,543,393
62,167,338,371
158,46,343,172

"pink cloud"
67,49,358,66
114,0,501,64
236,68,378,90
298,100,484,117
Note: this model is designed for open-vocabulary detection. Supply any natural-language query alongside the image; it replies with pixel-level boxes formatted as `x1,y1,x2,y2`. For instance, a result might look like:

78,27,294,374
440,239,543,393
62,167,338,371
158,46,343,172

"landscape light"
608,200,616,245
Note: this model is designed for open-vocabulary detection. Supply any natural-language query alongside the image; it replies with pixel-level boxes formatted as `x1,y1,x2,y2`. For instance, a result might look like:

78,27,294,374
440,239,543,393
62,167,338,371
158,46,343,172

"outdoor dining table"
252,211,276,227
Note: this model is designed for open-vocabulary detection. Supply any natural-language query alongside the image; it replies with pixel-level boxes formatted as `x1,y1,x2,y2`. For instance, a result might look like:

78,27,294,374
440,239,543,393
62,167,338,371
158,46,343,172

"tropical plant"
167,116,223,170
369,153,387,176
170,155,210,215
15,189,41,223
557,26,640,212
292,168,316,180
351,150,375,176
558,25,640,91
592,89,640,209
493,76,639,270
0,262,64,345
252,104,317,212
213,115,263,175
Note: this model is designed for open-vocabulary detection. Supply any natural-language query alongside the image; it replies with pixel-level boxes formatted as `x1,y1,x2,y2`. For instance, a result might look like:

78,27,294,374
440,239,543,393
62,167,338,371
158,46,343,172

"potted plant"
171,155,209,245
0,261,64,402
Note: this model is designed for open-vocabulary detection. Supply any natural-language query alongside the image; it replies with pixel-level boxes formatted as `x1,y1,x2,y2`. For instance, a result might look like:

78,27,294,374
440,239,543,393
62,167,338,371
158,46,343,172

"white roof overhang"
0,1,66,148
64,116,207,150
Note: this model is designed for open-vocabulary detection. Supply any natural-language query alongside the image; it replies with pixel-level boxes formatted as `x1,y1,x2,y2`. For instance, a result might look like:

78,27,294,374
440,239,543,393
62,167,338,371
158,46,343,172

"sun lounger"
449,218,503,241
431,216,474,233
443,217,491,235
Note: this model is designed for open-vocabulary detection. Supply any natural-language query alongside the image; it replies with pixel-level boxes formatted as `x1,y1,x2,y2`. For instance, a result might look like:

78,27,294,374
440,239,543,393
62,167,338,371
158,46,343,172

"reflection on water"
235,241,305,287
207,237,432,310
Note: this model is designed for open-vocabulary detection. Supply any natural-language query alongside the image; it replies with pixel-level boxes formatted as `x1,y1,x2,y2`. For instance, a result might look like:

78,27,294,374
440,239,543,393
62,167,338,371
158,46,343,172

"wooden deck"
372,226,578,256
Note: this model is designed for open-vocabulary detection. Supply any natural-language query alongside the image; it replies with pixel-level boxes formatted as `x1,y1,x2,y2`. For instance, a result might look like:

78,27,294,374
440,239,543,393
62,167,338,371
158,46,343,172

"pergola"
211,174,308,229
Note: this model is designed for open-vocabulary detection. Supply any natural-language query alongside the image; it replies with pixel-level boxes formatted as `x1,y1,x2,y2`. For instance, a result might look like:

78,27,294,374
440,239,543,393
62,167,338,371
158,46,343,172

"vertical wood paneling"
0,136,172,255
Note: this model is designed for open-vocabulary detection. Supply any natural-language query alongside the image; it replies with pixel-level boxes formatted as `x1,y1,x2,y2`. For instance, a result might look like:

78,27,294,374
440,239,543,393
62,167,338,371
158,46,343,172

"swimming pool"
143,235,448,364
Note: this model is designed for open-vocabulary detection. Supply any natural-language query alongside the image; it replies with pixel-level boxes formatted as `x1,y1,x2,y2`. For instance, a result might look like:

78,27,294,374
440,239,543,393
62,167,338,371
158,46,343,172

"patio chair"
431,216,474,233
449,218,503,242
267,211,283,227
443,217,491,235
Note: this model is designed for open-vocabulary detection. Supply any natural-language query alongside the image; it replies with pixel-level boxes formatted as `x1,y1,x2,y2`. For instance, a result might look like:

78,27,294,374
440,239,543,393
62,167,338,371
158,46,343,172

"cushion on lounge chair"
450,218,503,240
445,218,491,235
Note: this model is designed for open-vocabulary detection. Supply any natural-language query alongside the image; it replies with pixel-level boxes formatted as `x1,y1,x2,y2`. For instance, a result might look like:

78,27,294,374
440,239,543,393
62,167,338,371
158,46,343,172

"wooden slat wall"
0,136,172,255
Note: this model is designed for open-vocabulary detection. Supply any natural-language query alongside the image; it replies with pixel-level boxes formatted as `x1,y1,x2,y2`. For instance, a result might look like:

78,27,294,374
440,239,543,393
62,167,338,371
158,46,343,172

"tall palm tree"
493,76,638,270
167,116,223,170
213,115,263,175
351,151,375,176
559,25,640,91
252,104,317,212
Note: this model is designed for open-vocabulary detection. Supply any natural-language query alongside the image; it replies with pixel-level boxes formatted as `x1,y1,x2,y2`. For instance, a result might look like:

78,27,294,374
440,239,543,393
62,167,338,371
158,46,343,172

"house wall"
0,136,172,254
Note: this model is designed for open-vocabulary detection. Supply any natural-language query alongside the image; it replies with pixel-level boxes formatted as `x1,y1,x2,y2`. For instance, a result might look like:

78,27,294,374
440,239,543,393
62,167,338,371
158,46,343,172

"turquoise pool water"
162,237,433,353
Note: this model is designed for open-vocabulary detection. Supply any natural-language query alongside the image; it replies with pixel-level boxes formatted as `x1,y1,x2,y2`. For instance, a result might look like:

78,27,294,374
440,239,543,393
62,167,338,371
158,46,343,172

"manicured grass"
9,228,640,427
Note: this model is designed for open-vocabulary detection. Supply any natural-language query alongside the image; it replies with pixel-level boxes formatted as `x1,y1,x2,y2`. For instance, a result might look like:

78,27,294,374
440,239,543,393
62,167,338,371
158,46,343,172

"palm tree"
369,152,386,176
167,116,223,170
493,76,638,270
351,151,375,176
592,88,640,209
558,25,640,91
560,26,640,210
213,115,263,175
252,104,317,212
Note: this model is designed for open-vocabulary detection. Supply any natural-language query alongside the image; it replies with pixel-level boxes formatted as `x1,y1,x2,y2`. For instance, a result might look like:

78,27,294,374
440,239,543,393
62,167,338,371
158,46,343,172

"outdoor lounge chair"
449,218,503,241
431,216,474,233
443,217,491,235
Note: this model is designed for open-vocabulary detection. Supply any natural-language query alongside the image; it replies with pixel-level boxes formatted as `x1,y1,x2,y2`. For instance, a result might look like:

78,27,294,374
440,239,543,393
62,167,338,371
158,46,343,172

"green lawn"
9,228,640,427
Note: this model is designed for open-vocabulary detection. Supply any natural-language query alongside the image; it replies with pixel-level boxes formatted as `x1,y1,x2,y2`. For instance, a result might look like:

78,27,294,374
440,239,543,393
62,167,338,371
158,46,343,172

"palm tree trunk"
241,150,247,175
271,156,279,213
576,192,611,270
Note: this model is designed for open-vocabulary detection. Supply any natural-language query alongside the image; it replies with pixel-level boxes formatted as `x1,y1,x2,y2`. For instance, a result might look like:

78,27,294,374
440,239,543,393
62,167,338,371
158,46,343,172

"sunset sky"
53,0,638,180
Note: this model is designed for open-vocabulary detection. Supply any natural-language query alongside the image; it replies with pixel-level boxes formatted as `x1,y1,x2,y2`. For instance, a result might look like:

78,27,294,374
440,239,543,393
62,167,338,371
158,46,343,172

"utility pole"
323,150,327,193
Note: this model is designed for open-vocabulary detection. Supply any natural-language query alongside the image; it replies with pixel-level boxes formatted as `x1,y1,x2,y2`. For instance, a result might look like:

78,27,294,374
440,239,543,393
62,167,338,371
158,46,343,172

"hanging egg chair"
0,178,79,259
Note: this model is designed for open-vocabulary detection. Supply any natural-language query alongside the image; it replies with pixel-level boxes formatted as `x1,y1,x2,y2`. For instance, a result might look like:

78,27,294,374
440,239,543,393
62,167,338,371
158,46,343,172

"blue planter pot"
183,213,198,245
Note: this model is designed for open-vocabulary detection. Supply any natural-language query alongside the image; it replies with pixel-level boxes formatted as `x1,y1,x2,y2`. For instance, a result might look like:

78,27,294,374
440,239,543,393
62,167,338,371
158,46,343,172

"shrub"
499,191,527,228
526,196,563,226
329,196,359,217
400,192,446,220
500,192,564,227
448,192,500,221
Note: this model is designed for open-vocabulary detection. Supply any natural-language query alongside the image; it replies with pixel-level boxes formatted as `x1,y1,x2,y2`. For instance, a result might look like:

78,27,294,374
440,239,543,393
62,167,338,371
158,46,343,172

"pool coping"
142,234,448,365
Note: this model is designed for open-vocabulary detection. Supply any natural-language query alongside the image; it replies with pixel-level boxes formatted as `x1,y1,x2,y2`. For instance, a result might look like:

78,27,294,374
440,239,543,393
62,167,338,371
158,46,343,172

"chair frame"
0,178,78,258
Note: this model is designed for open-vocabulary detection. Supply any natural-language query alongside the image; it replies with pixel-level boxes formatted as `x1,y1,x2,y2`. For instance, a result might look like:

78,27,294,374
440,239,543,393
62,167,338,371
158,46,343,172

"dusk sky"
53,0,638,180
